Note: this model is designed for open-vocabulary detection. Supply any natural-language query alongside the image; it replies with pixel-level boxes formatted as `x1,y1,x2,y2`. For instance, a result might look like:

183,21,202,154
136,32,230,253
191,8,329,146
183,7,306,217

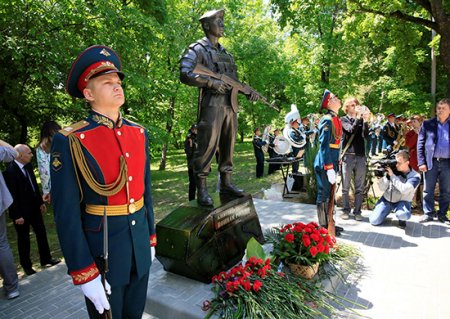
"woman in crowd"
36,121,61,203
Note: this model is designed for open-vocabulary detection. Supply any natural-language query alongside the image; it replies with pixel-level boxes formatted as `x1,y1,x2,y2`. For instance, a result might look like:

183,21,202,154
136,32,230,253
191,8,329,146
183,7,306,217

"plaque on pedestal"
155,193,264,283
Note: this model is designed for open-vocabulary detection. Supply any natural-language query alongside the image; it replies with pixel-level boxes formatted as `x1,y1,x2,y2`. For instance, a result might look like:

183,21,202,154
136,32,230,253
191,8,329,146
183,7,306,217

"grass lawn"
5,140,282,274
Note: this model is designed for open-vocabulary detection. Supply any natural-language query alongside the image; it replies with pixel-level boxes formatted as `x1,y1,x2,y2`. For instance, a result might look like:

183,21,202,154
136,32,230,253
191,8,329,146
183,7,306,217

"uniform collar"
89,110,123,129
202,37,224,52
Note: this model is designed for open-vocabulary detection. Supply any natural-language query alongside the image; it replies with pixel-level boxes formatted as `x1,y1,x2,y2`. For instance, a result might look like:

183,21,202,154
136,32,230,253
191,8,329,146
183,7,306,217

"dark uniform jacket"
252,135,266,158
51,111,155,287
382,122,398,147
184,131,197,168
314,112,342,171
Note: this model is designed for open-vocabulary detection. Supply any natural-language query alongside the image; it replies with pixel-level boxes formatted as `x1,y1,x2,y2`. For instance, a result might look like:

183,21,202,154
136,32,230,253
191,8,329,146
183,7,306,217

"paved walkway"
1,197,450,319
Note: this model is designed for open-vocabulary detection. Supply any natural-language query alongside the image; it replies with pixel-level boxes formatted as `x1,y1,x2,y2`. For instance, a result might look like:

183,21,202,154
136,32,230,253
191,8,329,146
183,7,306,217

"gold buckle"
128,203,136,214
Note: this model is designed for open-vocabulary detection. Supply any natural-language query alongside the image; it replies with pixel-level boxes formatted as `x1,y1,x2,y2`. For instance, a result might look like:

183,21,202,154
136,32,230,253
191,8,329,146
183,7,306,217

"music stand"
266,156,303,198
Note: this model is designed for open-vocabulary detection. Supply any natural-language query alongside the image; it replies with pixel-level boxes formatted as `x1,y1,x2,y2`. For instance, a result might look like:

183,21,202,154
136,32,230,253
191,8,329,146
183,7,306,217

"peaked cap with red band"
320,89,337,111
66,45,124,98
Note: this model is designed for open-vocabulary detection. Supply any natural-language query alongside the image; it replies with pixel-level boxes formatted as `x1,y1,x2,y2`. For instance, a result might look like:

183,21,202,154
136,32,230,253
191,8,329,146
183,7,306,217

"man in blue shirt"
417,98,450,223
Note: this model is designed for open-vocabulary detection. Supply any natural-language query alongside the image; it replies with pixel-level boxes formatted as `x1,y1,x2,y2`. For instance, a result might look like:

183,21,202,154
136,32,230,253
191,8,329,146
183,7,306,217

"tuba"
261,126,271,152
284,104,307,158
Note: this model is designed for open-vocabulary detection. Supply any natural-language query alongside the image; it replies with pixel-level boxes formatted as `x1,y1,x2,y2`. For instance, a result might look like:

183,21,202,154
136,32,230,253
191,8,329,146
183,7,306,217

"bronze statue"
180,9,258,206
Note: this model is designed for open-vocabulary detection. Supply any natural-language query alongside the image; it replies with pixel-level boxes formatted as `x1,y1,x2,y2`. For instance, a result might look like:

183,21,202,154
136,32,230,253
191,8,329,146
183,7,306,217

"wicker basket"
288,262,319,279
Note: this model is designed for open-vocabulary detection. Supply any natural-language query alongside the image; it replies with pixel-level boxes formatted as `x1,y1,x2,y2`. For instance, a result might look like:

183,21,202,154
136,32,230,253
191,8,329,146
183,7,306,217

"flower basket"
288,262,319,279
266,222,336,270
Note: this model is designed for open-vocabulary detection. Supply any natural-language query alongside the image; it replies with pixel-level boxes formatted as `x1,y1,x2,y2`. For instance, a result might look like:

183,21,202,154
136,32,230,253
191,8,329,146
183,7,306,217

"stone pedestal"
155,193,264,283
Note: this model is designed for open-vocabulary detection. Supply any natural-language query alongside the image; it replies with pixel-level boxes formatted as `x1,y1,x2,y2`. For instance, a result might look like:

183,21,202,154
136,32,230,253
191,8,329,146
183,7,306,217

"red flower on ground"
253,280,263,292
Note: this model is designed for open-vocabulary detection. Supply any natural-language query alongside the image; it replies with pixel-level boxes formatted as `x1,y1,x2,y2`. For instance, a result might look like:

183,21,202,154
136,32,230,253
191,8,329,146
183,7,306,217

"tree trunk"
159,96,176,171
439,25,450,98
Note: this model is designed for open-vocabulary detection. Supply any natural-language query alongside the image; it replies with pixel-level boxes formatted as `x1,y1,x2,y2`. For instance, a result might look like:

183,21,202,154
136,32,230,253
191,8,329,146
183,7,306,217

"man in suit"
0,140,20,299
3,144,59,275
417,98,450,223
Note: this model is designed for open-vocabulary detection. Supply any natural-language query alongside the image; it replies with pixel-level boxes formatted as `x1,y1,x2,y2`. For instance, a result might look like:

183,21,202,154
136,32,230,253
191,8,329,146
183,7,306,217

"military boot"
196,177,213,206
325,200,344,233
220,173,245,197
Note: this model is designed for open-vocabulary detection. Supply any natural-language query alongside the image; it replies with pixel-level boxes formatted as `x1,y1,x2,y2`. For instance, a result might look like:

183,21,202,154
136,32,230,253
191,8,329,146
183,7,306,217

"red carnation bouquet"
267,222,336,266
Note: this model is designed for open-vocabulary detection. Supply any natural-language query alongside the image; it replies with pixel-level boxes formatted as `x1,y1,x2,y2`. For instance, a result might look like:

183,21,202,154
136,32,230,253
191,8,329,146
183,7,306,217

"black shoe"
335,225,344,232
41,258,61,267
24,268,36,275
398,220,407,229
419,215,434,223
437,215,450,224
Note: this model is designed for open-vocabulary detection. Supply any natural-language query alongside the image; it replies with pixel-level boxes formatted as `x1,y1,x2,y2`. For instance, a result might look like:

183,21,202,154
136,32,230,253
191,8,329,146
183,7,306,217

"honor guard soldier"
184,124,198,200
252,128,267,178
382,113,398,150
180,9,258,206
51,46,156,319
314,90,344,236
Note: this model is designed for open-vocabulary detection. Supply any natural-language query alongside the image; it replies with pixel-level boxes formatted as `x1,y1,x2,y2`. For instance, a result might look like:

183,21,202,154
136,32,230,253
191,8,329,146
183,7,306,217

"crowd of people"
244,96,450,231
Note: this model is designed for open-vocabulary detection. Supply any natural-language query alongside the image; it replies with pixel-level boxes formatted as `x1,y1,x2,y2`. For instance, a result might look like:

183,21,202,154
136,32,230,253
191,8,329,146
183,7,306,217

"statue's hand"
208,79,231,94
247,90,259,102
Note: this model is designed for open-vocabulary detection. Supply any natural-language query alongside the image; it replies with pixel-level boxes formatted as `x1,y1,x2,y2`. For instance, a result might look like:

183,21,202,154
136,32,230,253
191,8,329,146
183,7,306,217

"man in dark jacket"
417,98,450,223
3,144,59,275
340,98,369,221
184,124,198,200
253,128,267,178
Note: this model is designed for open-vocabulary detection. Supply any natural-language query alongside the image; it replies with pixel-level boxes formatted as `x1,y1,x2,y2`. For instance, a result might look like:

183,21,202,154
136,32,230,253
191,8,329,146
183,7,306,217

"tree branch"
412,0,432,14
349,0,439,32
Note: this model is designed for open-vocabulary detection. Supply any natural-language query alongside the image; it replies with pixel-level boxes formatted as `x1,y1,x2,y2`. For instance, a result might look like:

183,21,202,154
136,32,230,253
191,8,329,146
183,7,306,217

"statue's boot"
219,173,245,197
197,177,213,206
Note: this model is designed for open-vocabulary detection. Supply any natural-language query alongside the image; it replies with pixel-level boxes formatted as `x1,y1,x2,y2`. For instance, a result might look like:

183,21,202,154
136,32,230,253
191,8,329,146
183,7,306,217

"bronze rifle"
192,63,280,113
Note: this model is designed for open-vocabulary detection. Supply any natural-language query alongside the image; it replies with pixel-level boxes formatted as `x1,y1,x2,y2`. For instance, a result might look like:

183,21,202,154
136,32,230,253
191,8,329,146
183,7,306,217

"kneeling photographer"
369,150,421,228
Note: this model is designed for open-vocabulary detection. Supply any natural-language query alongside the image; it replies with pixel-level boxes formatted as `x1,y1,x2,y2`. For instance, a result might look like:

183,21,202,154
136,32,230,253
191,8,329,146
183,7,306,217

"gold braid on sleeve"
68,134,128,201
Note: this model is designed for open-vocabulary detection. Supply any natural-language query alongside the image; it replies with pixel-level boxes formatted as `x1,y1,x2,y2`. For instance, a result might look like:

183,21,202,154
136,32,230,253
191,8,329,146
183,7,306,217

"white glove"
151,246,156,262
80,276,111,314
326,169,336,184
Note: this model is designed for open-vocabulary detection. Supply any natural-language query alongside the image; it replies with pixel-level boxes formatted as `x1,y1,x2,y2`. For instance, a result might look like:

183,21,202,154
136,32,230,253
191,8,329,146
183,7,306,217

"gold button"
125,152,130,158
117,131,122,136
130,198,135,203
131,220,136,226
140,128,144,133
128,176,133,182
80,133,85,139
129,204,136,214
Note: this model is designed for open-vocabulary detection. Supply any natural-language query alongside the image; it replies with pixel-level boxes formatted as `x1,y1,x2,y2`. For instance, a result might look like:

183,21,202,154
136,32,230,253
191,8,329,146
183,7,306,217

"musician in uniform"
268,129,280,174
314,90,344,236
382,113,398,150
184,124,198,200
179,9,258,206
51,46,156,319
252,128,267,178
284,105,306,173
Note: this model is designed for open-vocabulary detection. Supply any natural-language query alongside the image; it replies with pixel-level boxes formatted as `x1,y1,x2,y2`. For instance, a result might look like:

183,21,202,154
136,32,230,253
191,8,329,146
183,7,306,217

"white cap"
284,104,301,124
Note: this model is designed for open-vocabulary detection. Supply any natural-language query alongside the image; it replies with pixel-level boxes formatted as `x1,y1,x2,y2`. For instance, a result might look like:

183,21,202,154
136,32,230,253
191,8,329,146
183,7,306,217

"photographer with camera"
340,97,369,221
369,150,421,228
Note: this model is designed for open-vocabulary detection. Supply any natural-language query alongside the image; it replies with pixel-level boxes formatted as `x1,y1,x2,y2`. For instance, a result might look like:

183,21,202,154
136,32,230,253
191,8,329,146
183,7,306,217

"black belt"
433,157,450,161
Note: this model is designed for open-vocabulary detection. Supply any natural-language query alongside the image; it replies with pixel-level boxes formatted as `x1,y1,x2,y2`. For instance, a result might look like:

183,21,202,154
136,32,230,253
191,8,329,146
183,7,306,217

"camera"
371,149,400,177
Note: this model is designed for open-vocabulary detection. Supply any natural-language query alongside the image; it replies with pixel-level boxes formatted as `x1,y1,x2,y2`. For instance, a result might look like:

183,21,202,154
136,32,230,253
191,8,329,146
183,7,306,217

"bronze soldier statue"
180,9,258,206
